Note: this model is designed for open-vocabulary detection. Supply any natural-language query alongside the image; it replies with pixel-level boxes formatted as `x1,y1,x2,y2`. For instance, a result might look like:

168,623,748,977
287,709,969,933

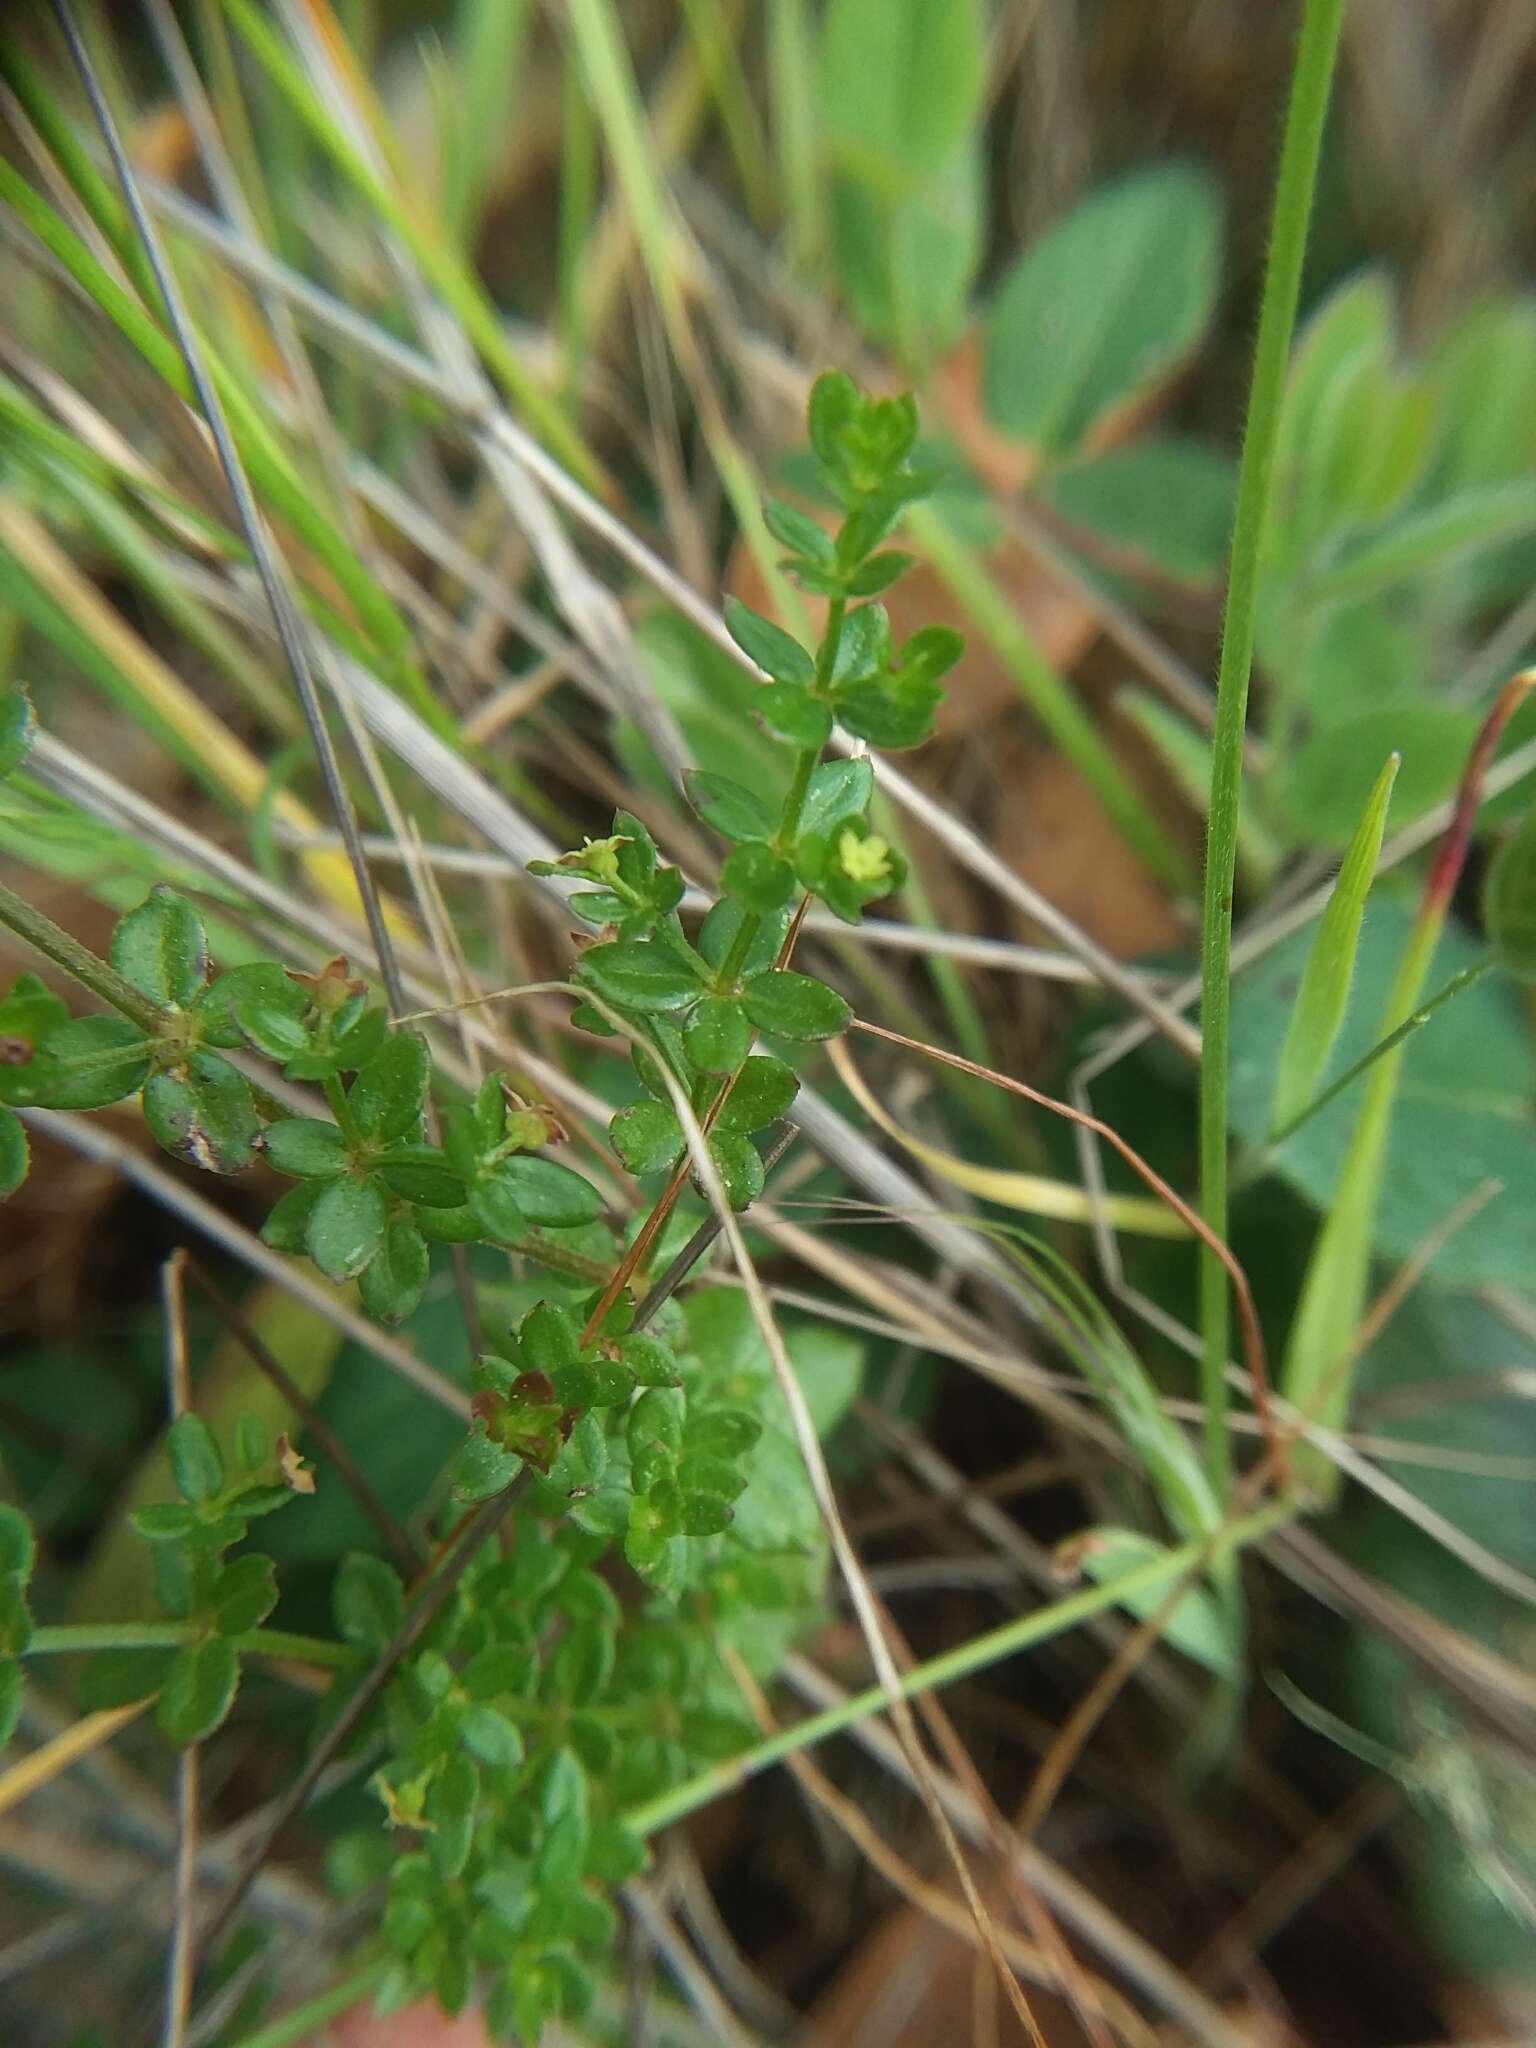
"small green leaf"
373,1144,466,1207
698,900,790,978
143,1053,260,1174
833,669,942,749
763,498,836,567
756,682,834,749
679,1491,733,1537
1072,1527,1236,1675
451,1423,522,1503
34,1016,151,1109
0,1656,22,1748
497,1154,603,1226
628,1386,685,1463
358,1217,430,1322
211,1554,279,1635
196,962,310,1058
158,1635,240,1745
535,1748,589,1890
306,1174,388,1281
684,771,778,844
797,757,874,839
461,1704,524,1770
742,971,852,1041
722,598,817,685
0,974,68,1104
110,886,208,1008
260,1179,322,1252
704,1129,765,1209
520,1301,580,1375
168,1413,225,1504
684,997,752,1074
577,940,702,1012
349,1032,430,1145
79,1647,172,1710
130,1501,200,1541
717,1055,799,1132
720,842,796,914
0,1505,36,1583
335,1552,405,1652
0,682,36,781
468,1175,529,1244
1485,807,1536,981
688,1408,762,1458
262,1118,348,1178
0,1581,30,1656
1271,753,1400,1136
235,1414,270,1472
848,551,916,596
617,1331,681,1386
0,1110,24,1199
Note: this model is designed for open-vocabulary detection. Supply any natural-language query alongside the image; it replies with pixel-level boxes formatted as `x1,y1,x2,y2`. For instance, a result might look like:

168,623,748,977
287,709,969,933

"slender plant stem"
0,877,166,1035
25,1622,362,1670
624,1501,1291,1839
1198,0,1344,1498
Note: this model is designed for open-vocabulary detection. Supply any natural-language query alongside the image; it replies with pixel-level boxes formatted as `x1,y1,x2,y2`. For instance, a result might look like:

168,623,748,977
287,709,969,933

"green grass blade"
767,0,823,269
1198,0,1344,1500
443,0,534,246
1269,750,1399,1137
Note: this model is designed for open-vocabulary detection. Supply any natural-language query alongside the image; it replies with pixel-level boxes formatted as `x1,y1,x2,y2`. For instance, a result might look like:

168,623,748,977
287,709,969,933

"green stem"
0,877,166,1035
1198,0,1343,1500
227,1961,386,2048
26,1621,362,1671
625,1500,1291,1838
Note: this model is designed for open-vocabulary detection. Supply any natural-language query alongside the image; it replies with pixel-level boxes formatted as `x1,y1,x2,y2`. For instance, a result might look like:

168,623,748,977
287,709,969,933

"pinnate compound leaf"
742,971,852,1041
110,886,207,1008
157,1635,239,1745
143,1053,260,1173
1485,807,1536,981
723,598,816,685
1271,752,1399,1136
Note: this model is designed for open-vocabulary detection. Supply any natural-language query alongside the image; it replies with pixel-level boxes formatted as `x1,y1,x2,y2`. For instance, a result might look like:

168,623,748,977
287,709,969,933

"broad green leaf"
1484,808,1536,980
684,770,777,843
796,757,873,838
819,0,984,181
0,1107,25,1198
357,1217,430,1323
610,1099,683,1175
1314,479,1536,600
335,1552,405,1652
1277,704,1475,849
1071,1528,1236,1675
168,1413,225,1504
742,970,851,1041
211,1553,279,1636
110,887,208,1009
264,1122,350,1189
306,1173,388,1282
577,939,701,1012
720,842,796,913
143,1053,260,1174
722,598,816,685
1043,438,1236,588
349,1032,430,1145
157,1634,240,1745
717,1055,798,1133
1270,753,1399,1136
1231,895,1536,1289
983,164,1222,458
829,141,983,366
684,997,752,1074
34,1015,151,1110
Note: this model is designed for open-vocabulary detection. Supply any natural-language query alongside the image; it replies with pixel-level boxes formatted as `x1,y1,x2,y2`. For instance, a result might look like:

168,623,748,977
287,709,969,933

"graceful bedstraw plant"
0,375,960,2035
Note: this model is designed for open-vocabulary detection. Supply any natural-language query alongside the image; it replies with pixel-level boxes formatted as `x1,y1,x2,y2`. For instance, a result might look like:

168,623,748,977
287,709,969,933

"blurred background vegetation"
2,2,1536,2043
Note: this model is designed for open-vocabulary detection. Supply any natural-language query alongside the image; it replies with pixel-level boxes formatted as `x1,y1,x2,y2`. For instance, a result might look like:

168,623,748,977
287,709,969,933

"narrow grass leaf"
1270,751,1398,1136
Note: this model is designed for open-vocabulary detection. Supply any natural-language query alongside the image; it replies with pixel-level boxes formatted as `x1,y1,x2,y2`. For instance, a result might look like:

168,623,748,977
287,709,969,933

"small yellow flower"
837,828,892,884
